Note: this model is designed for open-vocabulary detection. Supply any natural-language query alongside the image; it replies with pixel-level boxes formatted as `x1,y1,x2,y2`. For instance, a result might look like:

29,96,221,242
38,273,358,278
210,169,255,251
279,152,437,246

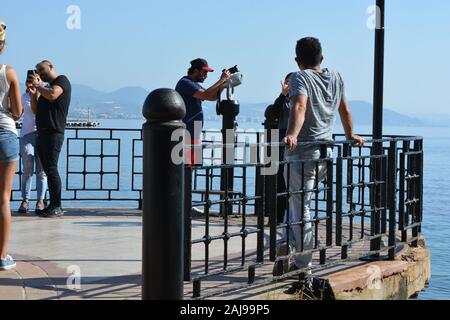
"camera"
26,70,36,83
222,65,243,90
228,65,239,74
219,65,243,103
222,73,243,89
216,65,243,115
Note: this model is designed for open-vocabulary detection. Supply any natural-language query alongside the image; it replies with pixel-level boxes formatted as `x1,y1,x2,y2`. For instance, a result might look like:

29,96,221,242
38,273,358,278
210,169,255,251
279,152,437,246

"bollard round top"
143,89,186,122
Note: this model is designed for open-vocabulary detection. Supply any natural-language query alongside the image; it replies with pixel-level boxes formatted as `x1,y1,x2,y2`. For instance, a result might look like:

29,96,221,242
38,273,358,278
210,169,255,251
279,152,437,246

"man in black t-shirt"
28,60,71,218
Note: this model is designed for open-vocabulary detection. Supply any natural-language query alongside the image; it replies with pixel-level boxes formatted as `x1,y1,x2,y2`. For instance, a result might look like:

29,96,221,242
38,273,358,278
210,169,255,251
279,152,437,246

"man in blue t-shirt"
176,58,231,165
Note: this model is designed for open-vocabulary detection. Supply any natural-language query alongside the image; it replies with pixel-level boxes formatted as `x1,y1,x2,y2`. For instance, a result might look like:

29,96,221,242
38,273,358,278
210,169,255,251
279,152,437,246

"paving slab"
0,208,410,300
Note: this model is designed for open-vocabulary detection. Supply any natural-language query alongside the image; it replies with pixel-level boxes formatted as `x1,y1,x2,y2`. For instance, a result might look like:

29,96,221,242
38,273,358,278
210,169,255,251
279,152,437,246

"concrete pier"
0,209,430,300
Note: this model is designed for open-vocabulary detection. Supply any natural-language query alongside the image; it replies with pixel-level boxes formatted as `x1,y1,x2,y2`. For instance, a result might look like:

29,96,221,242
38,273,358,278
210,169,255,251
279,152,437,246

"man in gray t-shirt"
289,68,344,141
284,38,365,148
278,37,365,294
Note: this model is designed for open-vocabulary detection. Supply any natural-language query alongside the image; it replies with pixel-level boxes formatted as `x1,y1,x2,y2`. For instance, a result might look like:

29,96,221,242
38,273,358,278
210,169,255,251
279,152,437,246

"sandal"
18,200,30,214
36,201,45,211
35,201,46,215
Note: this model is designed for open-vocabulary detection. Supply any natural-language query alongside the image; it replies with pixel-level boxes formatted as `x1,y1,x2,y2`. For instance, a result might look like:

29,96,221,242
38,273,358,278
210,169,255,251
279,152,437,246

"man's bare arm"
29,89,40,114
338,96,365,146
193,82,224,101
193,70,231,101
36,84,64,102
283,95,308,151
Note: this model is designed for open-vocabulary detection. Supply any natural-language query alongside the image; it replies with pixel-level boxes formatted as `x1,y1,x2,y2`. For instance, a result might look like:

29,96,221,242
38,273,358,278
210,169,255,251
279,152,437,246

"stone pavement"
0,208,385,300
1,208,143,300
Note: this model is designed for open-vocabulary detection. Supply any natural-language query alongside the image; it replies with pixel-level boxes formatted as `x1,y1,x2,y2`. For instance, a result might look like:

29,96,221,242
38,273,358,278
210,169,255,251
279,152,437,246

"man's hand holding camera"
26,72,44,96
220,69,232,85
26,70,50,114
220,65,242,86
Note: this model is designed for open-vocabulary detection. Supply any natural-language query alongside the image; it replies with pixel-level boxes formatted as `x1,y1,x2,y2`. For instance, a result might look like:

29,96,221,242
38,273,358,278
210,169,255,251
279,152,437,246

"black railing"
11,128,266,208
11,126,424,299
12,127,143,208
182,134,424,299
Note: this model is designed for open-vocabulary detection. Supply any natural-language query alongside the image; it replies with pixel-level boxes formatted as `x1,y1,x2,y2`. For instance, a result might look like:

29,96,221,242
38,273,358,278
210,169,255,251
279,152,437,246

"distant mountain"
69,84,149,119
348,100,424,126
70,84,105,104
25,83,425,125
204,100,424,127
104,86,149,106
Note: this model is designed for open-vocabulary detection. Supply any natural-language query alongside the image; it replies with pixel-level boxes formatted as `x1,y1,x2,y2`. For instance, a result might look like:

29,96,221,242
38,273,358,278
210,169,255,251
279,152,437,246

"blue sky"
1,0,449,114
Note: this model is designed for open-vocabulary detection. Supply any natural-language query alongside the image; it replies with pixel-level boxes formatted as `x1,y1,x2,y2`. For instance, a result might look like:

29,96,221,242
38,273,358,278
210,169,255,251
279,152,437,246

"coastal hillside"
35,84,429,126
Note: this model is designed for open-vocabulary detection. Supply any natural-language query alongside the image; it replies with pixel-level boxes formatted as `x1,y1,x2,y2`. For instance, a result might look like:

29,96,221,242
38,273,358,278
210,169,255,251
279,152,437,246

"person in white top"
0,19,23,271
17,88,48,214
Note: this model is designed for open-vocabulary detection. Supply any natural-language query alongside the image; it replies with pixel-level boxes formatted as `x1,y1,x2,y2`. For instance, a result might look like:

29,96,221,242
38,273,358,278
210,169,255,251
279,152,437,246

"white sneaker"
191,207,204,216
0,255,17,271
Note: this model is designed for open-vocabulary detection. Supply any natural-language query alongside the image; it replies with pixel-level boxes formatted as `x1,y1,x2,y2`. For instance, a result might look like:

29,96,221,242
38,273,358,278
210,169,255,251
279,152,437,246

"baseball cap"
191,58,214,72
0,20,6,42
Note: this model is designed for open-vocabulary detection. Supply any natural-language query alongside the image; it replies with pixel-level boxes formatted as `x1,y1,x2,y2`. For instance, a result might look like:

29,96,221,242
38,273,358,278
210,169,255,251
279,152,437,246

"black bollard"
142,89,186,300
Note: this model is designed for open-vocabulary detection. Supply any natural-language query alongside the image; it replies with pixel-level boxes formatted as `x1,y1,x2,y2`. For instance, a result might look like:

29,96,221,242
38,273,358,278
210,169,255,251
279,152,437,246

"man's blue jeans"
283,146,332,271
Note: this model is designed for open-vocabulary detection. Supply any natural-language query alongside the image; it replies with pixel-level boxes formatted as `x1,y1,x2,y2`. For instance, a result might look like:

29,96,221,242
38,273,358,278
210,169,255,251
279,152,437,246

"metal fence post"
399,143,407,243
142,89,186,300
263,112,279,262
336,146,343,247
370,0,386,259
417,140,424,235
219,100,239,218
255,165,265,263
324,145,334,248
388,141,398,260
370,143,382,259
412,140,423,248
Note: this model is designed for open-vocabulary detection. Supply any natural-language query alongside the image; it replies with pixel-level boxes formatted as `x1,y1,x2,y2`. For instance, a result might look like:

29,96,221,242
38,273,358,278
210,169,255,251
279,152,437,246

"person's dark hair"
188,67,196,75
36,60,54,69
285,72,294,81
296,37,323,68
